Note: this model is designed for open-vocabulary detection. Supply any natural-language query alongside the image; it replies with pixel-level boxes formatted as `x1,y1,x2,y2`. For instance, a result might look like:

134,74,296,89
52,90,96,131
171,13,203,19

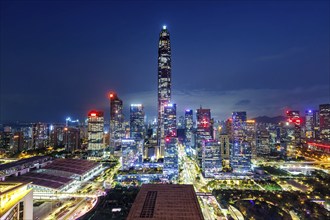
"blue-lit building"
185,109,194,147
230,112,251,173
121,139,142,170
130,104,145,141
202,140,222,178
163,137,178,181
164,104,177,137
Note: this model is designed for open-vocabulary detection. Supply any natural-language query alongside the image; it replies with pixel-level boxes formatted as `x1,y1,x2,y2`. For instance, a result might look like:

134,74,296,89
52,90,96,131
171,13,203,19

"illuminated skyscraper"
219,134,230,167
196,107,212,165
246,120,256,158
286,110,301,146
157,25,171,157
163,137,178,181
231,112,251,173
256,124,271,155
196,107,212,136
177,116,185,129
130,104,145,141
313,110,320,139
63,127,80,152
87,110,104,159
164,103,177,138
32,123,49,149
305,110,315,139
185,109,194,147
319,104,330,142
109,92,124,154
2,127,12,152
202,140,222,178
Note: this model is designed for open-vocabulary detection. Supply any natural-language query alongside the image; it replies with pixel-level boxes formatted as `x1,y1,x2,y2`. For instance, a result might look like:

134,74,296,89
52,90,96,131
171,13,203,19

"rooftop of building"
43,158,99,176
0,156,51,171
0,182,28,195
4,159,100,191
127,184,204,220
9,172,73,190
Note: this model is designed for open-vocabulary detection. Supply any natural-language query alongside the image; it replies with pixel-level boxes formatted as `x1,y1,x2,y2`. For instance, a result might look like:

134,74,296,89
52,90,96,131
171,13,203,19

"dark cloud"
235,99,251,106
120,85,330,121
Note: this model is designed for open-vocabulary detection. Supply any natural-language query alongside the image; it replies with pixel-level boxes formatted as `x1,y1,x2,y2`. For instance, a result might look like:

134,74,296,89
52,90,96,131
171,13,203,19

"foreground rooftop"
127,184,204,220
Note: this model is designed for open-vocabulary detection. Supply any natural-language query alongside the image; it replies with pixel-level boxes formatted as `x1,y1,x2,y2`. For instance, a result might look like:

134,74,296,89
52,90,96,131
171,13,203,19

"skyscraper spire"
157,26,172,157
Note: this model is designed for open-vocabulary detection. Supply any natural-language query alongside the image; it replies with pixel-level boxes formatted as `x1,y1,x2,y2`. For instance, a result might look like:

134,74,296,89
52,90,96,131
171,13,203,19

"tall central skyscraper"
157,25,172,157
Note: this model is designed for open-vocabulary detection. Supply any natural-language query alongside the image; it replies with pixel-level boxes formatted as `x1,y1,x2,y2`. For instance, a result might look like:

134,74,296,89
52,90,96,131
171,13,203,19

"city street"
178,144,225,219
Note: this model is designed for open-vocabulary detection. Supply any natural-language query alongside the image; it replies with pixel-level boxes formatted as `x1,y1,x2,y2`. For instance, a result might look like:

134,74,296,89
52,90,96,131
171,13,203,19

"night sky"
1,0,329,123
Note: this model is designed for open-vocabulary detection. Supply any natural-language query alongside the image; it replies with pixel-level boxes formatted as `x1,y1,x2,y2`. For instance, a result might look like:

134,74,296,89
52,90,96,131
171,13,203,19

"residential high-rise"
2,127,12,152
63,127,80,152
32,123,49,149
164,103,177,138
87,110,104,159
319,104,330,142
13,131,24,153
185,109,194,147
130,104,145,141
231,112,251,173
109,92,124,154
157,25,171,157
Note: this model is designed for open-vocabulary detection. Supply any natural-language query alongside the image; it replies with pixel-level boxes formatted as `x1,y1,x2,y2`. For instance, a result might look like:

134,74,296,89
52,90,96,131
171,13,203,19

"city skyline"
1,0,329,122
